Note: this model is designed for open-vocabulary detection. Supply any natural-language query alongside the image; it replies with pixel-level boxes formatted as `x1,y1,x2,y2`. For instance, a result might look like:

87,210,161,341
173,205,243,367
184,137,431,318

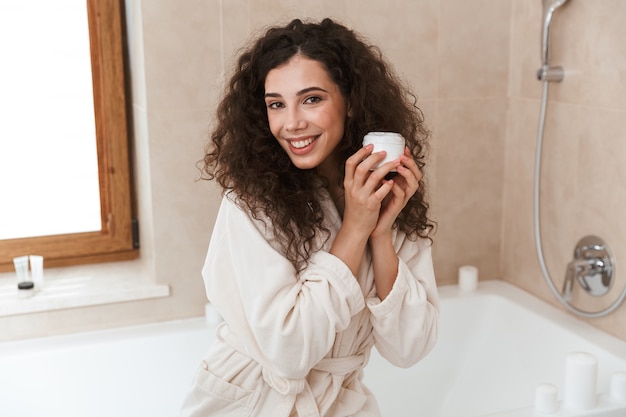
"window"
0,0,137,271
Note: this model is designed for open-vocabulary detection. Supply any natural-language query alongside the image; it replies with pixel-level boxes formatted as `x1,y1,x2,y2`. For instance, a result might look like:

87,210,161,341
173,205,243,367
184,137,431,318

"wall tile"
141,0,221,110
546,0,626,110
509,0,543,100
439,0,511,99
221,0,349,77
245,0,348,28
501,98,540,290
348,0,439,100
431,97,507,284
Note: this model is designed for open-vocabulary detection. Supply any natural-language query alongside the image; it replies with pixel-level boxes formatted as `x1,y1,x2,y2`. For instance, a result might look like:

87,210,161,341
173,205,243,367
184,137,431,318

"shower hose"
533,80,626,318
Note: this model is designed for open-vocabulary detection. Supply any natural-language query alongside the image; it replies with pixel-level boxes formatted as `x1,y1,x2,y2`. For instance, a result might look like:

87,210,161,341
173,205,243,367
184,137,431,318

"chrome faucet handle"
562,235,615,300
562,261,576,301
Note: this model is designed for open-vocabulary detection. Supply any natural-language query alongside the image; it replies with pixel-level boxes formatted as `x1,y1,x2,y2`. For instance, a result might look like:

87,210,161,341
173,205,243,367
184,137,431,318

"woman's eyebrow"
264,86,329,99
296,86,328,96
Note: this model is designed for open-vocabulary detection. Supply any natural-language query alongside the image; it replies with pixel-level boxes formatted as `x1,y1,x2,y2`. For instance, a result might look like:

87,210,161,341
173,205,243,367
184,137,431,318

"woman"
181,18,438,417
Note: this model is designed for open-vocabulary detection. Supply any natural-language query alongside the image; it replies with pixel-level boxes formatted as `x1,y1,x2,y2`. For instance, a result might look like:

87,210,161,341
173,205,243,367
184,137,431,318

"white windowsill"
0,261,170,317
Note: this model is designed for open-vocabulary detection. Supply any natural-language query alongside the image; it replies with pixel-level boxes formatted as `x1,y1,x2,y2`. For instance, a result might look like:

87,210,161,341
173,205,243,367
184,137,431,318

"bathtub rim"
1,279,625,359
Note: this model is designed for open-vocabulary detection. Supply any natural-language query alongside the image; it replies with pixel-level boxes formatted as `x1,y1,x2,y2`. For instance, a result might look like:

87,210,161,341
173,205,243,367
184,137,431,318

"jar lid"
18,281,34,290
363,132,405,145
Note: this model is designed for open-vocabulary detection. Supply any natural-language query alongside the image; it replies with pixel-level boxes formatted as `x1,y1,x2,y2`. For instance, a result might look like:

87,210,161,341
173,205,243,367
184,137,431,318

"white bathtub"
366,281,626,417
1,280,625,417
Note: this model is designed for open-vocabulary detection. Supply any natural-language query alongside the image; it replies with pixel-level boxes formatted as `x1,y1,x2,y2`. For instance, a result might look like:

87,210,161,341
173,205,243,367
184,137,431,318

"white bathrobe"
180,193,439,417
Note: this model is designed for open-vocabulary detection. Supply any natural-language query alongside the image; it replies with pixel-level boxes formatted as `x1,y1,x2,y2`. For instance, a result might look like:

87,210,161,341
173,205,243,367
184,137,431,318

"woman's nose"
285,108,306,131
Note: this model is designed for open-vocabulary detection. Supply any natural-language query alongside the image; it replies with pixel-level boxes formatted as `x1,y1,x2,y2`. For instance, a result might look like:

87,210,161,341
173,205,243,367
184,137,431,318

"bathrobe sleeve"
203,196,366,379
366,233,439,368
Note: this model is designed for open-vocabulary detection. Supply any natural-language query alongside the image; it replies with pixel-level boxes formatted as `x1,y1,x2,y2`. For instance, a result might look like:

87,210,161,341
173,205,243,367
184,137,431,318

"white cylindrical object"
29,255,44,288
535,383,559,414
458,265,478,292
563,352,598,410
17,281,35,299
13,256,30,283
610,372,626,402
362,132,405,169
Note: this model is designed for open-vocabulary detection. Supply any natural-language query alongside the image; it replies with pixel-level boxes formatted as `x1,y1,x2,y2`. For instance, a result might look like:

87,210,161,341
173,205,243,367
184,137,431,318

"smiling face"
264,55,348,177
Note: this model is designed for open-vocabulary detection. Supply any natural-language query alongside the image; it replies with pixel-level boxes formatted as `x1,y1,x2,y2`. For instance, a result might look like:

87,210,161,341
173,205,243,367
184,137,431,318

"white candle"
535,383,559,414
611,372,626,403
563,352,597,410
458,265,478,292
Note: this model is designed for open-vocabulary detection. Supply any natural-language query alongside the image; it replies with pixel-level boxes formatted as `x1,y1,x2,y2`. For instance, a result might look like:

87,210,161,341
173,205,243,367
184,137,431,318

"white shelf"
0,266,170,316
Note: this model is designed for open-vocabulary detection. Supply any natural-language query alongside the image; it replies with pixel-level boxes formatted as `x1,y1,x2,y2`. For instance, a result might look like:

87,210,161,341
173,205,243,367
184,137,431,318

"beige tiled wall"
504,0,626,339
4,0,625,342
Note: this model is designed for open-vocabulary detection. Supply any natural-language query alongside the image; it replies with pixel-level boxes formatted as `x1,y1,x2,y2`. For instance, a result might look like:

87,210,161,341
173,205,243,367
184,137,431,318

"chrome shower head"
541,0,570,66
543,0,569,11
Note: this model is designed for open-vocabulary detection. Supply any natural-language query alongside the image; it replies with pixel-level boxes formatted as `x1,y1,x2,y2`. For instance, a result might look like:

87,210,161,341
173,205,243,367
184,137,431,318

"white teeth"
291,137,314,149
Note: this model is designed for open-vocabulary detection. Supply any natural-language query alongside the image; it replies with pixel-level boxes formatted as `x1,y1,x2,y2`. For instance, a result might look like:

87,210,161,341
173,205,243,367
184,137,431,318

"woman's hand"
366,146,422,300
329,144,394,276
330,144,422,289
371,146,422,239
342,144,397,237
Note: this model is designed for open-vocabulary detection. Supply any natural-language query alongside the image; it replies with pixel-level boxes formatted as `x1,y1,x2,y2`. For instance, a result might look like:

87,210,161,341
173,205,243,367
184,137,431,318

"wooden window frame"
0,0,137,272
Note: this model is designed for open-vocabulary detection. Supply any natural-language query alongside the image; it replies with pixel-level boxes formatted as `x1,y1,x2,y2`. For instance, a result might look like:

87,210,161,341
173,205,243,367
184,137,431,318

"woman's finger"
345,145,382,183
373,179,395,202
401,147,422,182
345,145,372,177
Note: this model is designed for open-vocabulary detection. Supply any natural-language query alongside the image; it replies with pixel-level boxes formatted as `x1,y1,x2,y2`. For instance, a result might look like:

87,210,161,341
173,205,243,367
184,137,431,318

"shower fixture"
533,0,626,318
541,0,570,65
561,236,614,301
537,0,569,82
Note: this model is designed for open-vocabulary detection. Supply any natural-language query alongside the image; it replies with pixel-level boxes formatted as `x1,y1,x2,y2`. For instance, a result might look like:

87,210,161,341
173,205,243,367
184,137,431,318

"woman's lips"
287,135,317,154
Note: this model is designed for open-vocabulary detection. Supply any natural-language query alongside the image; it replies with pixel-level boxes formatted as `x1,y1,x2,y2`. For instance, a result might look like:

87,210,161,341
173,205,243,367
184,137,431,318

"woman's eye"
304,96,321,104
267,102,284,109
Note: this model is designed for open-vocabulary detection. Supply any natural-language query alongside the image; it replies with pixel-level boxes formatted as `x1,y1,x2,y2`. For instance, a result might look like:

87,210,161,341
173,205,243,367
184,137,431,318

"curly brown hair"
202,18,434,271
